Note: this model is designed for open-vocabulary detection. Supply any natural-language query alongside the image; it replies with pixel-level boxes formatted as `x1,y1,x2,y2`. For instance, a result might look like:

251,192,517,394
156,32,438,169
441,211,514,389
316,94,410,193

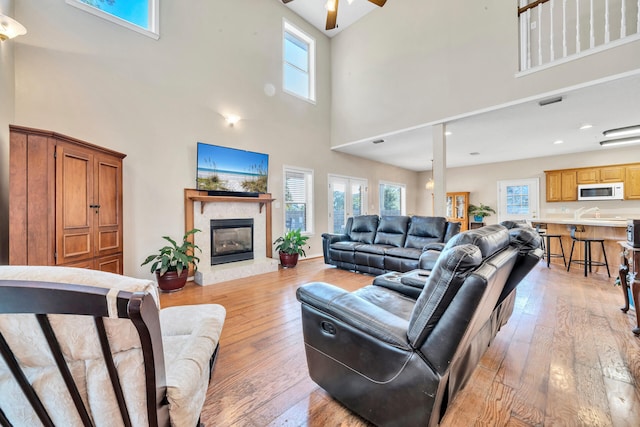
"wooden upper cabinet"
600,166,625,183
576,168,599,184
626,165,640,200
546,170,576,201
9,125,125,273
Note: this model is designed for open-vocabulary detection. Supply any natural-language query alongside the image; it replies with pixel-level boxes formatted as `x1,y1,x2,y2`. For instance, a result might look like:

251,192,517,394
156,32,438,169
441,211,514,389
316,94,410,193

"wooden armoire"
9,125,125,274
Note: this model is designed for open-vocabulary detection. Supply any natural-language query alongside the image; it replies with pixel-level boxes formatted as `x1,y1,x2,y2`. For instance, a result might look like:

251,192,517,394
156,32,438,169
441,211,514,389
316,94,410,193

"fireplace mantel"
184,189,275,259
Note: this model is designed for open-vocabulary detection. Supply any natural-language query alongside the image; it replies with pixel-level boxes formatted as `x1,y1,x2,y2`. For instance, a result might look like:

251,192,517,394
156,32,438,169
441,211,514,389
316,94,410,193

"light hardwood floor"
160,258,640,426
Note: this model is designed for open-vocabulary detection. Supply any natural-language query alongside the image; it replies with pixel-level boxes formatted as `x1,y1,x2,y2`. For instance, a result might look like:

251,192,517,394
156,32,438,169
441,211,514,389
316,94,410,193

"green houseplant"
141,228,201,292
274,229,309,268
468,203,496,222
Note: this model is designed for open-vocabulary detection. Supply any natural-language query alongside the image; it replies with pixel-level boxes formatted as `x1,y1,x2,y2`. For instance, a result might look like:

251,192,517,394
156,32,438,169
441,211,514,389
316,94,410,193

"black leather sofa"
322,215,461,275
297,224,543,426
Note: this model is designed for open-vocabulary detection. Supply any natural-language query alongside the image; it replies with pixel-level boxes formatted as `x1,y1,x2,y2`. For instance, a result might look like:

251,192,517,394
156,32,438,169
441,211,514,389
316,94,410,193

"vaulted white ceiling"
278,1,640,172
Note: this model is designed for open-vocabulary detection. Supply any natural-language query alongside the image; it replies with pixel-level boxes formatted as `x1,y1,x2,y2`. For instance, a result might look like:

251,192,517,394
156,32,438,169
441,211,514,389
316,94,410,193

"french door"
328,175,368,233
497,178,540,222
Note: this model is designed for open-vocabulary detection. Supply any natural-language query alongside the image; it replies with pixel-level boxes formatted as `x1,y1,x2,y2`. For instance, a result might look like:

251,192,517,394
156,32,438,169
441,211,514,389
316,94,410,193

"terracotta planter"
279,252,299,268
155,269,188,292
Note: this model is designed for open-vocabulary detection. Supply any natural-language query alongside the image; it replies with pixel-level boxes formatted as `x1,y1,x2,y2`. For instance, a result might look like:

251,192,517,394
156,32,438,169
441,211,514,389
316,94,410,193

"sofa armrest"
321,233,350,263
297,282,410,349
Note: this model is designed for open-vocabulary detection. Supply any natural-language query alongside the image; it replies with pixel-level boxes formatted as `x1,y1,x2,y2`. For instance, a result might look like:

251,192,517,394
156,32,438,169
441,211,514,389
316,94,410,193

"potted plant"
274,229,309,268
468,203,496,222
141,228,201,292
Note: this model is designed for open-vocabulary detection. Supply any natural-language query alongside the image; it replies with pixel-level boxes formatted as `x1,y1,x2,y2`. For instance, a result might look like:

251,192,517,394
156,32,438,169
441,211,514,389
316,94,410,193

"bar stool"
566,225,610,277
535,224,566,268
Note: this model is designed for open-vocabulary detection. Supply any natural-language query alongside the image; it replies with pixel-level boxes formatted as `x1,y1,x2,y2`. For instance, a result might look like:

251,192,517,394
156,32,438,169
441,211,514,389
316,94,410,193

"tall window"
284,167,314,234
67,0,159,39
283,20,316,102
379,182,406,216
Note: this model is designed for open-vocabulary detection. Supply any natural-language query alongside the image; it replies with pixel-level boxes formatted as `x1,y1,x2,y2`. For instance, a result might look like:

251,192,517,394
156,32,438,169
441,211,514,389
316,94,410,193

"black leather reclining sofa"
298,224,543,426
322,215,461,275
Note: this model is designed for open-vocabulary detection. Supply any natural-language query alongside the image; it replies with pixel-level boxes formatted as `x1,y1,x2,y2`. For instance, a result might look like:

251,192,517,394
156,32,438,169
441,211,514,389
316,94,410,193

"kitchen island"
532,218,627,276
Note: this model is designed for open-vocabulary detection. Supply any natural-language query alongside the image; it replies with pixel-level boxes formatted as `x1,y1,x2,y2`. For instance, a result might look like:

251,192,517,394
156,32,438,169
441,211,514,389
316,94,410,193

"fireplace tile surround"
187,191,278,286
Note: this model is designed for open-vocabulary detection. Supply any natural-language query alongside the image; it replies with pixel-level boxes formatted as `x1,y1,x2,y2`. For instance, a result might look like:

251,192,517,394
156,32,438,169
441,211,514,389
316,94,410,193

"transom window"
379,182,406,216
67,0,159,39
284,166,314,234
283,20,316,102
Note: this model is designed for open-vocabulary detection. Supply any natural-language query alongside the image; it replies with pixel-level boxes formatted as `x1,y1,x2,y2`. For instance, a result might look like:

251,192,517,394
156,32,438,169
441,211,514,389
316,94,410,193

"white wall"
417,145,640,223
10,0,417,277
331,0,640,146
0,0,16,264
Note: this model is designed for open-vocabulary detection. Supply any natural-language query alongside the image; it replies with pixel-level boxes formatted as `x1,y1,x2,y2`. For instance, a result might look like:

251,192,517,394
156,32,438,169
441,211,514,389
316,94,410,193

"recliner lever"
320,321,337,335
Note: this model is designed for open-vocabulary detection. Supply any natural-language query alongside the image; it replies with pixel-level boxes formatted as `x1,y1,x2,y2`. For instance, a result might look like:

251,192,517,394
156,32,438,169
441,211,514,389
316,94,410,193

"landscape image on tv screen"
196,143,269,193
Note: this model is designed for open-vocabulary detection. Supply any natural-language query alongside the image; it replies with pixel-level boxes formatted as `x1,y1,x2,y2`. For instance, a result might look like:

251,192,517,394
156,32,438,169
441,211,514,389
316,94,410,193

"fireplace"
210,218,254,265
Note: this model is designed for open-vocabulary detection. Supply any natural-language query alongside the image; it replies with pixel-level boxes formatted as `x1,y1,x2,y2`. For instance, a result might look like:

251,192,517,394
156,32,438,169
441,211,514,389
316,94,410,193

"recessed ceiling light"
445,131,452,136
372,139,384,144
553,140,564,144
469,152,480,156
579,124,593,130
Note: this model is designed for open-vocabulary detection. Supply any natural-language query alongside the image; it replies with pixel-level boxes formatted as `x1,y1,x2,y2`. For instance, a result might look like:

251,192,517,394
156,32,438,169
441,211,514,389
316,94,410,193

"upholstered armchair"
0,266,225,427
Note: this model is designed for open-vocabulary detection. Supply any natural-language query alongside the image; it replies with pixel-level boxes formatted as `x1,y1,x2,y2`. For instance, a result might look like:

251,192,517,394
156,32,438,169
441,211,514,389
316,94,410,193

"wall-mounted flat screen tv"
196,142,269,196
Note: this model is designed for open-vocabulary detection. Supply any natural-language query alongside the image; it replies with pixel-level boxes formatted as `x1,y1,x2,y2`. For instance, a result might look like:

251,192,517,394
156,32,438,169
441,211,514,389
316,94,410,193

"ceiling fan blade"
326,0,339,30
368,0,387,6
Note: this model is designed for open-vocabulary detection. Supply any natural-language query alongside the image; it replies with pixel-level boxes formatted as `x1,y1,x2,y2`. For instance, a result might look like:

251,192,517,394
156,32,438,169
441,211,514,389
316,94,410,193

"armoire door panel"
62,233,92,258
95,254,122,274
98,229,120,252
56,144,93,265
96,159,119,227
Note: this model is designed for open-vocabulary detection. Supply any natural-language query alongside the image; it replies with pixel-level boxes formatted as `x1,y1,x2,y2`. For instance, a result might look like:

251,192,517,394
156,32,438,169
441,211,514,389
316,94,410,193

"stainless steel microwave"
577,182,624,201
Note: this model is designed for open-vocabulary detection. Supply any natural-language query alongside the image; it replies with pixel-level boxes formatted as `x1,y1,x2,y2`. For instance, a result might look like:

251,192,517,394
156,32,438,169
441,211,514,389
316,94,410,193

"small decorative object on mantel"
141,229,201,292
274,229,309,268
468,203,496,223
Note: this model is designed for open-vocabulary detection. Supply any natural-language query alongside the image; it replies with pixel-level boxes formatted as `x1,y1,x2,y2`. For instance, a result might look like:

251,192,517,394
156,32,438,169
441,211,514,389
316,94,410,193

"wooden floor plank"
160,257,640,426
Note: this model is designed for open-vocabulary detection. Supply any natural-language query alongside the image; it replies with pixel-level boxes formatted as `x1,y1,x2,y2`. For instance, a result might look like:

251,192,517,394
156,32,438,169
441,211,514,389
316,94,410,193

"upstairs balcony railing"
519,0,640,72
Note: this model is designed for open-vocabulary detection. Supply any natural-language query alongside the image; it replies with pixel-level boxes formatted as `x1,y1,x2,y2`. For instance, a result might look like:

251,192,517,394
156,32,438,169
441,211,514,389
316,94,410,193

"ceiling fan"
282,0,387,30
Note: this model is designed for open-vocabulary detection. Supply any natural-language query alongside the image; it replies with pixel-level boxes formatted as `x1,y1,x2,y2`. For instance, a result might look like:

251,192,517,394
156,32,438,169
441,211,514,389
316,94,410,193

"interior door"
328,175,367,233
497,178,540,222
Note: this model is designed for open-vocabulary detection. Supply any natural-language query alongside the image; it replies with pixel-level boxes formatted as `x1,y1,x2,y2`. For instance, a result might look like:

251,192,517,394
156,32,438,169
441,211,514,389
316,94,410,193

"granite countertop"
533,217,629,228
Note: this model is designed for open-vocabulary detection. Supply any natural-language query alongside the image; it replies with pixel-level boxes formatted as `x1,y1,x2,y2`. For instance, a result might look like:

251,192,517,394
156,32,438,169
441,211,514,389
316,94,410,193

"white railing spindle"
538,5,543,65
576,0,581,53
621,0,626,37
590,0,595,48
550,0,555,61
605,0,610,43
563,0,568,57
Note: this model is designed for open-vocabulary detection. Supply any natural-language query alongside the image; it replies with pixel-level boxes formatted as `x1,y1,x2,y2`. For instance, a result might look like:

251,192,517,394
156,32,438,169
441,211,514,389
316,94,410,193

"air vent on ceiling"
538,96,563,106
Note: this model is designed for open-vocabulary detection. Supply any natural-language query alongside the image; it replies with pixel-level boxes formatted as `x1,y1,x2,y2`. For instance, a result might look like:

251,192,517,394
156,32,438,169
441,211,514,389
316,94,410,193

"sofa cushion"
330,241,364,252
160,304,226,427
348,215,379,244
385,247,422,260
407,244,482,348
357,244,392,255
374,216,410,247
445,224,511,259
404,216,447,249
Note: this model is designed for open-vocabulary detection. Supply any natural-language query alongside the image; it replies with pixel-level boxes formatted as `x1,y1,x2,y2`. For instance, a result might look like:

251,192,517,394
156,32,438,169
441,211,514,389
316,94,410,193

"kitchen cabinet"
626,165,640,200
9,125,125,273
546,170,577,202
576,166,625,184
446,192,469,231
546,162,637,202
